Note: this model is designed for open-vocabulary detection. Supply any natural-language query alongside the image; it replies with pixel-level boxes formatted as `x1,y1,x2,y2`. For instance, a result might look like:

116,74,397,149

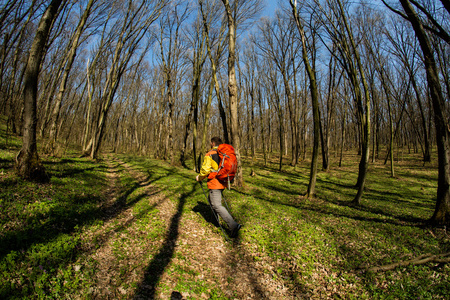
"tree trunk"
16,0,64,181
339,104,347,167
377,67,395,176
290,0,320,197
46,0,94,154
330,0,371,205
201,79,214,159
250,87,256,162
399,0,450,226
257,87,267,167
319,111,328,171
412,74,431,162
200,1,229,144
221,0,242,186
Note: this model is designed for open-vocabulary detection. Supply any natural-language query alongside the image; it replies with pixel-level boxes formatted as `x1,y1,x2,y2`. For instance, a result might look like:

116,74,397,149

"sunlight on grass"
1,124,449,299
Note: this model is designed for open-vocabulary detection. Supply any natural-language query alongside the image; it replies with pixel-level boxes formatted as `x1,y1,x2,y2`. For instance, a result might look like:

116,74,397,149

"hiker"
196,137,242,237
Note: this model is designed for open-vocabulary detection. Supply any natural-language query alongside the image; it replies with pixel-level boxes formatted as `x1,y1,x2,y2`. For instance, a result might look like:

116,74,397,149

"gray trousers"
209,189,239,231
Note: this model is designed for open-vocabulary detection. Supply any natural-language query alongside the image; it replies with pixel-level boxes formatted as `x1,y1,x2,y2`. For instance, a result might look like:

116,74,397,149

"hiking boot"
231,224,242,238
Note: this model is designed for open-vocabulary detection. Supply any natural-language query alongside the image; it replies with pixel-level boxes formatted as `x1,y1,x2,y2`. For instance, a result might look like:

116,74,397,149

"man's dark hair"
211,136,223,145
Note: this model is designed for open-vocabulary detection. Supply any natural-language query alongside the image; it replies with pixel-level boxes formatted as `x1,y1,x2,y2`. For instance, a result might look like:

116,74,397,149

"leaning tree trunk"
333,0,371,205
290,0,320,197
200,0,229,144
399,0,450,226
257,87,268,167
46,0,94,154
16,0,64,181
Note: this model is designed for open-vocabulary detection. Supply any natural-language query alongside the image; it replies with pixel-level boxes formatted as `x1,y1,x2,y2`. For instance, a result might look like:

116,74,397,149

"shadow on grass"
193,201,220,228
0,172,165,257
316,179,434,225
0,158,15,170
133,183,196,299
255,165,310,180
42,158,109,179
234,182,428,230
0,156,170,299
0,167,106,255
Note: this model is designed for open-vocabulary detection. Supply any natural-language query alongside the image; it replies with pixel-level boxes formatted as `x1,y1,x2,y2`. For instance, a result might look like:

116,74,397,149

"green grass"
0,128,111,298
1,123,449,299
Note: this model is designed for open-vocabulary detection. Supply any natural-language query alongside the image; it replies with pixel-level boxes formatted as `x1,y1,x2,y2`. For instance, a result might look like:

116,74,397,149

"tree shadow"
0,158,15,170
133,183,196,299
0,168,164,260
222,228,312,299
233,182,429,229
0,154,173,298
255,166,310,180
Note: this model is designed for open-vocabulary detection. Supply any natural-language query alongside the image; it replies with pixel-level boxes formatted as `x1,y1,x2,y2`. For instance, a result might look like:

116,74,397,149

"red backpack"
215,144,237,189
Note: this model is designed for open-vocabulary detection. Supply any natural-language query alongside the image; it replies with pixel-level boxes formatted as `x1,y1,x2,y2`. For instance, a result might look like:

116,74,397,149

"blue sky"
262,0,279,18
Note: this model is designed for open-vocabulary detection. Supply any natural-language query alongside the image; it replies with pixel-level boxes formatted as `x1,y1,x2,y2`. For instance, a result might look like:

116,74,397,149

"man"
196,137,242,238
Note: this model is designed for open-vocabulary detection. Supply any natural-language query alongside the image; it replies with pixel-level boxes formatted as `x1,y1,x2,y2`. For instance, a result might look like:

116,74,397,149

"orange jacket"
198,147,226,190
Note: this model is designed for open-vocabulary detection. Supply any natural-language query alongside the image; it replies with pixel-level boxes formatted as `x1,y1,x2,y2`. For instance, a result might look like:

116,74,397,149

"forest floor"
1,125,450,299
86,155,294,299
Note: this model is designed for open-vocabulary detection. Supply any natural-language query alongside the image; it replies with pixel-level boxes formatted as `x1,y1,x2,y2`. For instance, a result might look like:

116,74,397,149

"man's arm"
196,156,212,181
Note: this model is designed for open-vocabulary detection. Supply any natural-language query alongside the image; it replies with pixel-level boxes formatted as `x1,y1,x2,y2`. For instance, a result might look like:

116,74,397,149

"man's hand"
196,175,200,182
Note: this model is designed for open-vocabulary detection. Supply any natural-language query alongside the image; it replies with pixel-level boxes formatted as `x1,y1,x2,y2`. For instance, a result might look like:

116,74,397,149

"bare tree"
1,2,47,137
255,11,301,168
157,2,189,164
290,0,321,197
386,20,432,162
316,0,372,205
15,0,66,180
221,0,242,185
180,5,207,169
385,0,450,225
200,0,229,145
45,0,97,154
220,0,262,187
84,0,164,159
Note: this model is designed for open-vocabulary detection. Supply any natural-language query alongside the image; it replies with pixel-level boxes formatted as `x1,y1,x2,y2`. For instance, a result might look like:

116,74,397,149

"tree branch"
409,0,450,45
366,252,450,273
381,0,408,20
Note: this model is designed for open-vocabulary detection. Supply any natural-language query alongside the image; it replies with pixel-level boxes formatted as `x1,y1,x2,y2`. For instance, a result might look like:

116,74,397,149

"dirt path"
81,156,296,299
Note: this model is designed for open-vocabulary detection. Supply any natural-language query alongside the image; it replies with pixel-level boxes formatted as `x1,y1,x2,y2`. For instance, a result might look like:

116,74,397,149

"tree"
386,21,432,162
180,4,207,170
15,0,65,181
317,0,372,205
255,11,301,168
0,1,39,136
84,0,164,159
220,0,262,187
290,0,320,197
200,0,229,145
45,0,96,154
389,0,450,225
157,2,189,164
221,0,242,186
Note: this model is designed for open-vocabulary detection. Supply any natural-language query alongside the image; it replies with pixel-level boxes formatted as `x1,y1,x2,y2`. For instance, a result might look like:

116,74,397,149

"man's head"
211,136,223,147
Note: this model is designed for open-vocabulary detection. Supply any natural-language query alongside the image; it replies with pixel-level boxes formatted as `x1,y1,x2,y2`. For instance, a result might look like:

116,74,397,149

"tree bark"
398,0,450,226
16,0,64,181
221,0,243,187
290,0,320,197
46,0,94,154
257,87,267,167
366,252,450,273
200,1,229,144
336,0,371,205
